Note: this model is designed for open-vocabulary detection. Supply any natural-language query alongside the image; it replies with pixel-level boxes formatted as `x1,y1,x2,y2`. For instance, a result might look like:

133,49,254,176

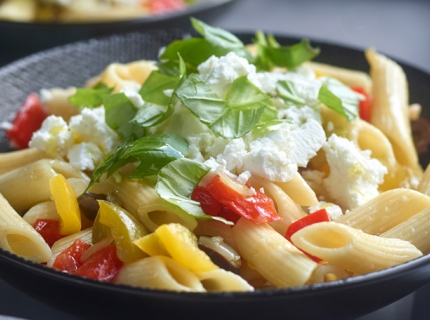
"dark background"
0,0,429,319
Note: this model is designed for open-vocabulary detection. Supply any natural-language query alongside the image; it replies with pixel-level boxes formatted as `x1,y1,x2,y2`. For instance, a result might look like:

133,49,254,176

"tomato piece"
351,86,372,122
148,0,185,14
285,208,330,262
192,186,222,216
73,244,123,282
191,186,240,223
52,239,91,272
206,173,281,224
33,219,64,247
6,93,48,149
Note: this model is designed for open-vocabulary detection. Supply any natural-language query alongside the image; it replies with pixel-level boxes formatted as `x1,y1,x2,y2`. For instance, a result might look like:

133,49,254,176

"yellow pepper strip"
97,200,148,263
135,223,218,273
134,232,169,257
49,174,81,236
91,212,112,244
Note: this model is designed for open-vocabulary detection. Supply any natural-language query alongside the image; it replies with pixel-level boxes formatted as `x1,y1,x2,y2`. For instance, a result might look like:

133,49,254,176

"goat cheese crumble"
322,134,387,210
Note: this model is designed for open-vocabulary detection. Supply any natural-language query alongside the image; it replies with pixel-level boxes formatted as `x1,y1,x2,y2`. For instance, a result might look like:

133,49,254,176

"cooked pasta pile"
0,0,192,23
0,19,429,292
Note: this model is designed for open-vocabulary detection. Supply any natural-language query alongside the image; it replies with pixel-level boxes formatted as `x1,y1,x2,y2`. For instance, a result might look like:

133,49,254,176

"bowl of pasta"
0,0,236,67
1,19,430,320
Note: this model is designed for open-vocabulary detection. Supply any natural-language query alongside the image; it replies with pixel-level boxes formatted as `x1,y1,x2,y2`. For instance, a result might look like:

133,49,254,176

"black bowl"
0,0,236,67
1,30,430,320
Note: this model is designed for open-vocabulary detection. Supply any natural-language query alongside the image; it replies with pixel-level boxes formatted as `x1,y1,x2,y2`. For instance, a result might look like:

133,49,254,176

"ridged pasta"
196,268,254,292
336,188,430,234
114,256,205,292
233,218,317,288
381,206,430,254
291,222,422,275
365,48,421,175
304,61,372,93
0,193,52,263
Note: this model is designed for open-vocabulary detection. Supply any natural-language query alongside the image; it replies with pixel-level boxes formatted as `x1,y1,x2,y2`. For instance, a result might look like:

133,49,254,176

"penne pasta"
0,148,47,175
0,193,52,263
247,175,307,235
114,256,206,292
22,201,59,226
365,48,421,176
381,206,430,254
233,218,317,288
291,222,422,275
195,268,254,292
336,188,430,234
304,61,372,93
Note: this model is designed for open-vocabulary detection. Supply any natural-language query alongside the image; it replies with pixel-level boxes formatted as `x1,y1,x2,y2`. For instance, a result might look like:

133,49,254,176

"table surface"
1,0,430,319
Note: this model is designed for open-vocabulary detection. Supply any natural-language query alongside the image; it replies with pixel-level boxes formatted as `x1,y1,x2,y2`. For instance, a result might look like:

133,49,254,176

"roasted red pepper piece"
52,239,91,272
6,93,48,149
205,173,281,224
191,185,240,223
285,208,330,262
351,86,372,122
73,244,123,282
33,219,64,247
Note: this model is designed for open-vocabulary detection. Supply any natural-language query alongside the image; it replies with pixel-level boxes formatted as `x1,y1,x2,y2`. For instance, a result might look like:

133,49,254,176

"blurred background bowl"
0,0,237,66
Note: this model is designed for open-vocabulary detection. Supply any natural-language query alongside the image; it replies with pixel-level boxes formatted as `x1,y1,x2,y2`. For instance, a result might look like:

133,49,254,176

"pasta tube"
336,188,430,234
304,61,372,93
114,256,205,292
196,268,254,292
0,148,47,175
381,206,430,254
0,193,52,263
291,222,422,275
365,48,420,174
233,218,317,288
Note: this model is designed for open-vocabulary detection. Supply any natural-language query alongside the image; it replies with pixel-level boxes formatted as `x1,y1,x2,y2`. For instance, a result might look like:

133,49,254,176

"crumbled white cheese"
322,134,387,210
68,107,119,154
29,115,74,157
277,104,321,125
121,86,144,109
308,201,343,221
67,142,104,171
198,52,257,98
212,119,326,182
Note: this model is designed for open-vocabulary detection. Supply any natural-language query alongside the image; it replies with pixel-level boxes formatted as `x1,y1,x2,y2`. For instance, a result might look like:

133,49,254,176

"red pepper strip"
285,208,330,262
73,244,123,282
52,239,91,272
33,219,65,247
148,0,185,14
191,186,240,223
206,174,281,224
351,86,372,123
6,93,48,149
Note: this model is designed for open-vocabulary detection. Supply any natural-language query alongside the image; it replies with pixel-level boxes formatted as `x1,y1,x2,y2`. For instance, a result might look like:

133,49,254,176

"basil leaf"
175,74,274,138
156,158,231,223
191,17,244,50
254,32,320,71
139,71,179,106
160,37,222,71
131,102,171,128
160,19,251,74
68,83,113,108
86,134,188,191
277,79,306,105
103,93,145,139
318,78,361,121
